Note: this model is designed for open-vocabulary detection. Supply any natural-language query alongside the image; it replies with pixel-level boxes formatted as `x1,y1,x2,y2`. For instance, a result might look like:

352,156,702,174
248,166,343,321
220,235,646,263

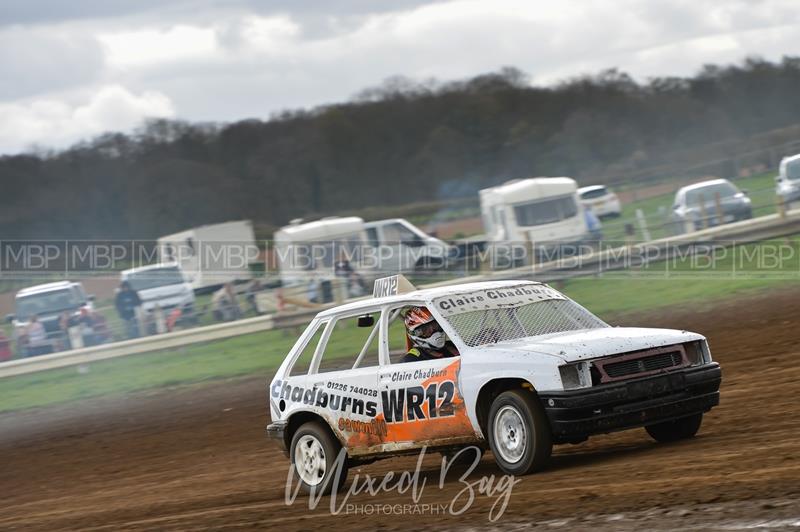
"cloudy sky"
1,0,800,154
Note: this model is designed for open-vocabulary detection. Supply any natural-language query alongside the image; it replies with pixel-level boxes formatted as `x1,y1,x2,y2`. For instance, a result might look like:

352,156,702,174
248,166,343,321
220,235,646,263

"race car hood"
478,327,704,362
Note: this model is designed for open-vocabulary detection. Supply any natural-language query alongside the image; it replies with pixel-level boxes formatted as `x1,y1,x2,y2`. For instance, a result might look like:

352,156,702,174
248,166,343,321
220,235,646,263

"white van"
363,218,452,272
776,153,800,209
120,263,196,315
158,220,258,293
480,177,592,247
274,217,452,293
274,217,367,289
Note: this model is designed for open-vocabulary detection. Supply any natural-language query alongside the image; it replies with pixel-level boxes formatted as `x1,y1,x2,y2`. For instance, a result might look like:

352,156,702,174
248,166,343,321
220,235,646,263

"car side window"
316,314,380,373
289,322,325,376
387,307,410,364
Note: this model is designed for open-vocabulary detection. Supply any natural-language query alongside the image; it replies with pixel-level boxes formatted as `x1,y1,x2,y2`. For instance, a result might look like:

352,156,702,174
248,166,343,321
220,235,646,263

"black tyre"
487,389,552,475
290,421,348,495
645,413,703,443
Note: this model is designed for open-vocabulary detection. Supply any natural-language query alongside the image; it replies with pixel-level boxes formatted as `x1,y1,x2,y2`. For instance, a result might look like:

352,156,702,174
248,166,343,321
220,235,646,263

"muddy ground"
1,289,799,530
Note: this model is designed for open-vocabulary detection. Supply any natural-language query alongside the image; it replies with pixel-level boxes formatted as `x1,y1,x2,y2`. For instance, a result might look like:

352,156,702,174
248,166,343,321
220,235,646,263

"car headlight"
684,340,710,366
559,361,592,390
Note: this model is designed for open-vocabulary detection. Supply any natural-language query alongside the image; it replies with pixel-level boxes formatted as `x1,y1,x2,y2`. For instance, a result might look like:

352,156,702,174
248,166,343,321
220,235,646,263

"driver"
401,306,459,363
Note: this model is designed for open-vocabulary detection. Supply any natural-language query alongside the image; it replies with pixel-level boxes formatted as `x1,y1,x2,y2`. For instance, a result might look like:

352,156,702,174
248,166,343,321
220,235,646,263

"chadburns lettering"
271,380,378,417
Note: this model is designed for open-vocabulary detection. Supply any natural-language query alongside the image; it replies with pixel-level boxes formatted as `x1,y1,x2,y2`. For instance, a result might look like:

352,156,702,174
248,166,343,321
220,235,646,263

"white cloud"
98,25,218,68
3,0,800,153
0,85,174,153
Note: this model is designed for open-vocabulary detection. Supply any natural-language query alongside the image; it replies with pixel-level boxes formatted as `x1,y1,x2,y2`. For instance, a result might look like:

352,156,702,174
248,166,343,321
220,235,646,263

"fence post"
714,192,723,225
699,193,708,230
635,209,651,242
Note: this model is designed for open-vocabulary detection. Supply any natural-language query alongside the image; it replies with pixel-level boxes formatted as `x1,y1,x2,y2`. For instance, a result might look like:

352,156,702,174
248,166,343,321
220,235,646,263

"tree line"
3,56,800,240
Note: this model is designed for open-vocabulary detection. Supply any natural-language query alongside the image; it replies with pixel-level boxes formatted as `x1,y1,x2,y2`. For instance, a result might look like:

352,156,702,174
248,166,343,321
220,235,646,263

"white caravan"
158,220,258,292
480,177,591,246
274,217,367,288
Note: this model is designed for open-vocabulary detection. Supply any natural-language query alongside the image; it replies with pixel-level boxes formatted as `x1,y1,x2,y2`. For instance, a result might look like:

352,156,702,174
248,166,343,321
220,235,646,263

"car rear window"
580,187,607,199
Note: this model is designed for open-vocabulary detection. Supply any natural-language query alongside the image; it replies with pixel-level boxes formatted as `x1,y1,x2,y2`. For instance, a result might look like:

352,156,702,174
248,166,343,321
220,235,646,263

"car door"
376,303,477,450
306,309,384,454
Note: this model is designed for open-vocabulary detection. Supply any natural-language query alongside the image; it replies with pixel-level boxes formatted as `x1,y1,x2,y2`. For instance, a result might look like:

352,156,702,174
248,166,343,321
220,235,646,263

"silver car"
671,178,752,233
776,153,800,209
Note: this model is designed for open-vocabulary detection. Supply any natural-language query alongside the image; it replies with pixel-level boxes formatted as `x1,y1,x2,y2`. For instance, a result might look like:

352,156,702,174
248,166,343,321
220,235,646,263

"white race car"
267,276,721,493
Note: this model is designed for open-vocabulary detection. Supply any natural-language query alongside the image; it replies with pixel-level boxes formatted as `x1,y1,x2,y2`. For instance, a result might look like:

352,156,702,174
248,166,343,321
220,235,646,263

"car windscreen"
786,159,800,180
580,187,607,200
126,266,185,291
433,285,607,347
513,194,578,227
685,183,737,205
16,288,82,320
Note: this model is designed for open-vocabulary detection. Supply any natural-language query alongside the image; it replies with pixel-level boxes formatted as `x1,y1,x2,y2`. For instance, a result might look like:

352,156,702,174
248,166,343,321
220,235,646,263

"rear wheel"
487,389,552,475
645,413,703,443
290,421,348,495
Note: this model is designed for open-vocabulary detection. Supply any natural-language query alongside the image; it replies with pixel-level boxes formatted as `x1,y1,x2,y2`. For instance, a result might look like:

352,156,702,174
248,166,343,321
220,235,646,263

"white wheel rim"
493,405,527,464
294,434,327,486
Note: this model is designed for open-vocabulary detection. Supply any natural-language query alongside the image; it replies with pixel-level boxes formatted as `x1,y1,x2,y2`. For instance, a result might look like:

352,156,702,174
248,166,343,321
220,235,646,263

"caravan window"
513,195,578,226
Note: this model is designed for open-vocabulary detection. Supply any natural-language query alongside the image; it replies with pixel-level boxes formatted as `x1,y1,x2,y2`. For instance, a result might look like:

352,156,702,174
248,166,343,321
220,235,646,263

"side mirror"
673,204,680,210
5,314,14,323
87,294,96,302
357,315,375,328
741,189,749,196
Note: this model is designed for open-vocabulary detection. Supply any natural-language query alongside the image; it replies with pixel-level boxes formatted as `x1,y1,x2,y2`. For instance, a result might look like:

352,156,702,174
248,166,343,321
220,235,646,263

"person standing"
115,281,142,339
25,315,51,357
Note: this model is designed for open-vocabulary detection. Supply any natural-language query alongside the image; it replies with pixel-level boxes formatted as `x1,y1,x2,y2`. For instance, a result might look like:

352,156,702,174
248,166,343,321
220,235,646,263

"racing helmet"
403,306,446,350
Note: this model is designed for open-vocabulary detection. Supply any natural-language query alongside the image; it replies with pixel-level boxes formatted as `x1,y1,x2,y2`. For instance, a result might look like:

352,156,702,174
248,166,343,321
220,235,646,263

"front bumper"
539,363,721,441
266,420,288,454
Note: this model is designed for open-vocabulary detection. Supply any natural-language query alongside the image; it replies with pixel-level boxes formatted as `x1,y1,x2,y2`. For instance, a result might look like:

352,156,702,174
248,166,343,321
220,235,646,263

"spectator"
346,271,367,297
115,281,142,339
245,279,263,315
26,315,51,357
58,311,75,350
77,307,97,346
0,330,12,362
212,283,242,321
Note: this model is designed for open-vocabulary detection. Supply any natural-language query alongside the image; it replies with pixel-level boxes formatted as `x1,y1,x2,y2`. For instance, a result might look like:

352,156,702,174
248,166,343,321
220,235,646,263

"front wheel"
290,421,348,495
645,413,703,443
487,389,552,475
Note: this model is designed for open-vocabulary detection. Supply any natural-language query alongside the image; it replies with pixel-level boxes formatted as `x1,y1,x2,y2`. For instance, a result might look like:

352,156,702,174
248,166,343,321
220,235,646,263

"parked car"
120,263,196,317
776,153,800,209
670,178,752,233
578,185,622,218
267,275,721,494
5,281,102,356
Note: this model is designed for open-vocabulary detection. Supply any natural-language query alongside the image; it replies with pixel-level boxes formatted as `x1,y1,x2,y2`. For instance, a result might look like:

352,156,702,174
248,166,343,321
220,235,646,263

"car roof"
677,178,733,194
17,281,78,297
316,279,543,318
121,263,181,275
782,153,800,164
578,185,608,194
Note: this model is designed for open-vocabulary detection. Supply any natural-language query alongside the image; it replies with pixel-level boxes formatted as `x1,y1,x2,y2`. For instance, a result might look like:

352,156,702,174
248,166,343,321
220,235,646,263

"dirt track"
1,290,799,530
